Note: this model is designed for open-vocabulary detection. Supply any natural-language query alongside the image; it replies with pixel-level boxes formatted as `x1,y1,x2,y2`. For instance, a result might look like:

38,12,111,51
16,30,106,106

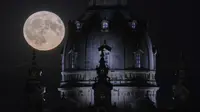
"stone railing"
61,70,156,85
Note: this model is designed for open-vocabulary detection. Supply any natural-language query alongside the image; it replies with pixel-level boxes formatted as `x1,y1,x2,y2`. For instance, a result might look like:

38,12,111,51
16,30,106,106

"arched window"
103,21,108,29
68,46,78,69
131,20,137,29
135,53,141,68
129,20,137,30
133,49,144,68
75,21,82,30
101,20,109,31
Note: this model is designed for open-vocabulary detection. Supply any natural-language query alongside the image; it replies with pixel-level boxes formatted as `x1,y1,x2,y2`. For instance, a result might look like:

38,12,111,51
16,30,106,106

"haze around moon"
23,11,65,51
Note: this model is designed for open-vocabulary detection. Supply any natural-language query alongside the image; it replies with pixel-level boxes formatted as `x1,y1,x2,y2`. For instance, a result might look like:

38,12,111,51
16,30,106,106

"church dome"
61,8,155,71
58,3,158,109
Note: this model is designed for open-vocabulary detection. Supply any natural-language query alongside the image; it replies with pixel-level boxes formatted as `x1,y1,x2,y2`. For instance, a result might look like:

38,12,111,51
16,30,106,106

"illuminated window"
135,53,141,68
129,20,137,29
68,46,78,69
75,21,82,30
101,20,109,30
103,21,108,29
134,49,143,68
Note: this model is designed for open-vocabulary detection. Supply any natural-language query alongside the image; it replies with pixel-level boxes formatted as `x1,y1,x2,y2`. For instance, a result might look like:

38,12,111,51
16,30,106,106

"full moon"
23,11,65,51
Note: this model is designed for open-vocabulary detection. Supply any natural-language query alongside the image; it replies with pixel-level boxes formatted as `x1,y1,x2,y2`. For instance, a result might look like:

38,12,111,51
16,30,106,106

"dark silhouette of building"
172,51,190,111
24,50,47,112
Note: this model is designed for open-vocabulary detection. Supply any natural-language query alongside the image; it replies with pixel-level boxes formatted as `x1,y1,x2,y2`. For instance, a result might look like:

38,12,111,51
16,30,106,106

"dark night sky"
0,0,193,111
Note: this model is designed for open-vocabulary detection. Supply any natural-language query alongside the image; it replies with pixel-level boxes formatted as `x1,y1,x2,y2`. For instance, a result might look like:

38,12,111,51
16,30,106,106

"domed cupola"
62,13,155,70
58,0,159,109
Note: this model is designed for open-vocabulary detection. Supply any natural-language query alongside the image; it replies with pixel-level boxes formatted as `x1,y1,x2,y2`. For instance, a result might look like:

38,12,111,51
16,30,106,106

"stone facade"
58,0,159,110
58,70,158,108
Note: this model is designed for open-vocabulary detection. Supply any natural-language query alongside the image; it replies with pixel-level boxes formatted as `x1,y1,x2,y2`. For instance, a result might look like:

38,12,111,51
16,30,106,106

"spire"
97,40,111,75
25,49,46,112
92,40,113,107
28,49,42,78
97,40,111,76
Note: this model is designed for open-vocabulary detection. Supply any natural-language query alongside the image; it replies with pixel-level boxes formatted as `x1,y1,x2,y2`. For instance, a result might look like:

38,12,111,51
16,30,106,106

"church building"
57,0,159,111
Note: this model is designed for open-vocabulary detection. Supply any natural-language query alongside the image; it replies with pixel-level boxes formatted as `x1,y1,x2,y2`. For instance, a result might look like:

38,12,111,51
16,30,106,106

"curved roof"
61,7,155,71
